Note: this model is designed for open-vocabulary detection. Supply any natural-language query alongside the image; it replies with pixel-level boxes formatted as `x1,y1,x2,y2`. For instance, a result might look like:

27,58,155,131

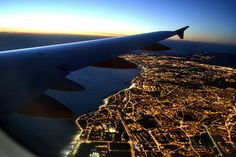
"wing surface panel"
0,26,189,119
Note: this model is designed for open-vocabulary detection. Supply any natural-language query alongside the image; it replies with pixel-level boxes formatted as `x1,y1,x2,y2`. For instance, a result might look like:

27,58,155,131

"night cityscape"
65,53,236,157
0,1,236,157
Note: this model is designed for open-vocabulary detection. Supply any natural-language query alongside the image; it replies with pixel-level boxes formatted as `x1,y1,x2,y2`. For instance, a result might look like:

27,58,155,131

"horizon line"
0,28,130,37
1,29,236,46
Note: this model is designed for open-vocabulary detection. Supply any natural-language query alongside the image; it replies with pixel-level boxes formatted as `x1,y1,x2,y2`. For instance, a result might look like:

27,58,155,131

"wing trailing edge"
141,43,171,51
93,57,137,69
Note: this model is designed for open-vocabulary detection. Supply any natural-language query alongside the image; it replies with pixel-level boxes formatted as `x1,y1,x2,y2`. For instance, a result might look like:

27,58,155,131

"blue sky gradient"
0,0,235,44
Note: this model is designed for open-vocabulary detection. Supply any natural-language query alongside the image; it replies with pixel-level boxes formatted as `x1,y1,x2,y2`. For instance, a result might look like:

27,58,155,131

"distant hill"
0,32,105,51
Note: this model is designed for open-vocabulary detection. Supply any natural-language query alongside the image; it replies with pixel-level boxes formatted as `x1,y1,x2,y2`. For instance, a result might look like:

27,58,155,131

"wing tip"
175,26,190,39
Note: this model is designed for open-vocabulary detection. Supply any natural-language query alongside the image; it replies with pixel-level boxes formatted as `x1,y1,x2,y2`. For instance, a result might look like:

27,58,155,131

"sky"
0,0,235,44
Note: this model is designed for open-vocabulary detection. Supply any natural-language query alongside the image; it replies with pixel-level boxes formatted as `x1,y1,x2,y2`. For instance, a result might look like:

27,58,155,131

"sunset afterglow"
0,0,235,44
0,14,145,36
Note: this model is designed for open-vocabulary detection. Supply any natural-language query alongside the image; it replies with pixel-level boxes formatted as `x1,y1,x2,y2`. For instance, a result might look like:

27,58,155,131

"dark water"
46,66,140,115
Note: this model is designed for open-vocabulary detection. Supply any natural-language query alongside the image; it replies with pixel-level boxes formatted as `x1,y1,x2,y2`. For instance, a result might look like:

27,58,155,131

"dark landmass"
0,32,105,51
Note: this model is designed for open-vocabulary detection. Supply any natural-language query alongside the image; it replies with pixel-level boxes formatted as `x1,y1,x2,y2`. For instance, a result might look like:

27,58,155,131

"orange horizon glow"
0,15,145,37
169,33,236,45
1,1,235,46
0,28,127,37
1,28,235,45
1,15,235,45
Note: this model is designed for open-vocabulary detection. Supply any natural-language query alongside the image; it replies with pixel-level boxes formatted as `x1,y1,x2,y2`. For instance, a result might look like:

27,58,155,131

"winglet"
175,26,189,39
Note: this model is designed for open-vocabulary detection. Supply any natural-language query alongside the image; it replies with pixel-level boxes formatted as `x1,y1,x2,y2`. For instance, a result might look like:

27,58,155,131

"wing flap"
93,57,137,69
50,78,85,91
19,94,76,118
141,43,171,51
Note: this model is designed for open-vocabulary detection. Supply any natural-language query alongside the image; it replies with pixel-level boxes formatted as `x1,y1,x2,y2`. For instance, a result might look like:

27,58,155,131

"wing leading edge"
0,26,189,119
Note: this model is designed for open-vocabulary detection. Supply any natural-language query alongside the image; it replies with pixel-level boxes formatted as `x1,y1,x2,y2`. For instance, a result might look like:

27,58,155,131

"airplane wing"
0,26,189,119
